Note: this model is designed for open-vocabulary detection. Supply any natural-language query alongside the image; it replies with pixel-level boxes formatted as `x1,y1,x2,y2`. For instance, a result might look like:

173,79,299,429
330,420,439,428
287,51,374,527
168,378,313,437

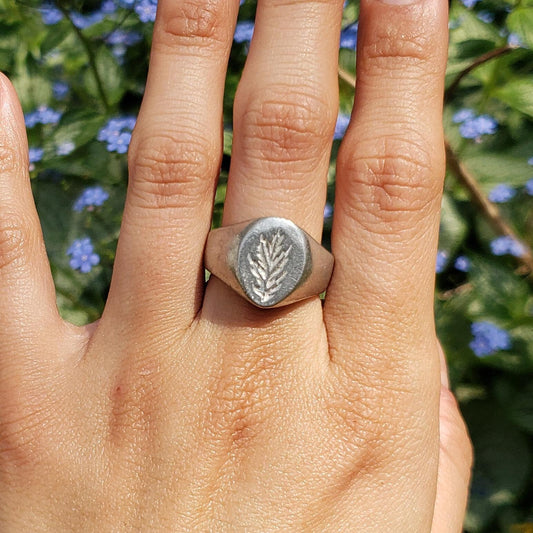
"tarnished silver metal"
204,217,334,308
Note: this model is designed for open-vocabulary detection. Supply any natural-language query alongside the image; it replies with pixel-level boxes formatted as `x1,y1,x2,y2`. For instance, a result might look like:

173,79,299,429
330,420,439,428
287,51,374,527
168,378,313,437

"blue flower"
488,184,516,203
528,157,533,165
98,116,136,153
525,179,533,196
25,105,62,128
452,108,475,124
454,255,471,272
101,0,117,14
334,113,350,140
71,11,105,29
490,236,526,257
28,147,44,163
56,141,75,156
470,321,511,357
67,238,100,273
52,81,69,100
460,0,480,8
435,250,448,273
324,203,333,219
106,29,142,46
73,186,110,212
340,23,358,50
234,21,254,43
40,5,63,25
508,33,524,48
459,114,497,140
135,0,158,23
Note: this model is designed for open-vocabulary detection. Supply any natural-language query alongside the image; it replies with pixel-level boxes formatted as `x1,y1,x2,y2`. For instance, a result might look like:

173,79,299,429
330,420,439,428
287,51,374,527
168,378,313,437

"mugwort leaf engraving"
247,231,293,304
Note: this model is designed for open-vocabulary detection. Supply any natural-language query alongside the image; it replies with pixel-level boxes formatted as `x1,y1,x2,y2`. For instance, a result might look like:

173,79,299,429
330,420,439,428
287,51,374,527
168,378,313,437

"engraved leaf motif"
247,231,292,304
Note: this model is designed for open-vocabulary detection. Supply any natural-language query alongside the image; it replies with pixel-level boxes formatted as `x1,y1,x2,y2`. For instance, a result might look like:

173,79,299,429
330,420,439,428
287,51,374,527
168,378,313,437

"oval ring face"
236,218,310,307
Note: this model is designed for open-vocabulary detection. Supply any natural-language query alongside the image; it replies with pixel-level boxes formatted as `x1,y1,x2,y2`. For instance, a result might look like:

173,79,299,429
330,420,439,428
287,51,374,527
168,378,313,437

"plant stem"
338,66,356,87
58,5,110,112
444,46,514,102
445,141,533,275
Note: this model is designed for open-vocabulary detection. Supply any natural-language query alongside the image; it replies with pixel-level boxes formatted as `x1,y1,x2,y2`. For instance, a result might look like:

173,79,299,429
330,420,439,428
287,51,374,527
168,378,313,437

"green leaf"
507,8,533,50
494,78,533,119
464,401,531,532
438,192,468,256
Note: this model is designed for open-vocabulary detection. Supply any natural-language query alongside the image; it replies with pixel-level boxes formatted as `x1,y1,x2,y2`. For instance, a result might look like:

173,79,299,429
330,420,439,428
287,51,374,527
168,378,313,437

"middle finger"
222,0,344,241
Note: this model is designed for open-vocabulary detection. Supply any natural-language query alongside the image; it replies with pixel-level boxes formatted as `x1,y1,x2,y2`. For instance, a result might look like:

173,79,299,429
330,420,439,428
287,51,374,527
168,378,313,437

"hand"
0,0,472,530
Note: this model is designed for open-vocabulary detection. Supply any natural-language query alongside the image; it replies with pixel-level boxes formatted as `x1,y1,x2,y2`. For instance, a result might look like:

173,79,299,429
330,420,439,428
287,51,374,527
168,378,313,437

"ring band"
204,217,334,308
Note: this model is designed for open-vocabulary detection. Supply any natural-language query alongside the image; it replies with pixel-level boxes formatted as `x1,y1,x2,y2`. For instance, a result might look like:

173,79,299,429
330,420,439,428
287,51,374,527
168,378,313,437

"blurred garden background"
0,0,532,530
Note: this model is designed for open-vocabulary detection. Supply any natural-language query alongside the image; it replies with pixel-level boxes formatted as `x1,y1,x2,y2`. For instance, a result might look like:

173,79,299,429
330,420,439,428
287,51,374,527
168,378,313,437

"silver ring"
204,217,334,308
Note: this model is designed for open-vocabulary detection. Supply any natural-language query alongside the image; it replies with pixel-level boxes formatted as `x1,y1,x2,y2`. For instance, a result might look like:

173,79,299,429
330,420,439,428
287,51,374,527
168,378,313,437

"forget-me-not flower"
454,255,471,272
525,179,533,196
340,23,358,50
52,81,69,100
40,5,63,25
460,0,481,8
135,0,158,23
67,238,100,273
29,147,44,163
334,113,350,140
470,321,511,357
73,186,110,212
453,108,497,138
25,105,62,128
435,250,449,273
234,21,254,43
488,184,516,203
490,236,526,257
56,142,76,156
98,116,136,153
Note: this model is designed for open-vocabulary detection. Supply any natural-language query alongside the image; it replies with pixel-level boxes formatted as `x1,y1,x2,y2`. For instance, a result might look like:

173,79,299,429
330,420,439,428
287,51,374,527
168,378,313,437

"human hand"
0,0,472,530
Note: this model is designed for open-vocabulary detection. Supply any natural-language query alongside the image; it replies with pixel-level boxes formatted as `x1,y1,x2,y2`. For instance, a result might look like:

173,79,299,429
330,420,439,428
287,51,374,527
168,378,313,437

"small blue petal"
488,184,516,203
435,250,448,274
454,255,471,272
234,21,254,43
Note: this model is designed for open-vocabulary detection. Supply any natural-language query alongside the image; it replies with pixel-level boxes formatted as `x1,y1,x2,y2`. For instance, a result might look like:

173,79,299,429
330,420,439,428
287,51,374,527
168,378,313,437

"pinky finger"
0,74,64,357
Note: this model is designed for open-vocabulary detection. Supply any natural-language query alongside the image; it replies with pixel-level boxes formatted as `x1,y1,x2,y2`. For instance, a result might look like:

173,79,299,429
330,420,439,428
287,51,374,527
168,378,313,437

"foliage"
0,0,532,529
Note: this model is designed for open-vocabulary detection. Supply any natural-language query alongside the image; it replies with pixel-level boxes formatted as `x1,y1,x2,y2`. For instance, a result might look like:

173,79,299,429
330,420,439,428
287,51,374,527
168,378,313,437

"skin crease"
0,0,473,531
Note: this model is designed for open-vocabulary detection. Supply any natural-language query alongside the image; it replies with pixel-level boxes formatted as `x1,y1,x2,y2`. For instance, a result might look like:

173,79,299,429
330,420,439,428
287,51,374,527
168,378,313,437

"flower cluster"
73,186,110,212
490,236,526,258
453,109,497,140
67,238,100,273
470,321,511,357
25,105,62,128
97,116,136,153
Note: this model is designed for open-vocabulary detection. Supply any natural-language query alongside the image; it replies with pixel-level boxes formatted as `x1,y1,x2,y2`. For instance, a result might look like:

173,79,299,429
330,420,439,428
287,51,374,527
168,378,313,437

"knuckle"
237,88,335,168
0,144,20,174
156,0,232,50
363,23,432,75
129,133,220,210
337,133,442,226
0,212,31,272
